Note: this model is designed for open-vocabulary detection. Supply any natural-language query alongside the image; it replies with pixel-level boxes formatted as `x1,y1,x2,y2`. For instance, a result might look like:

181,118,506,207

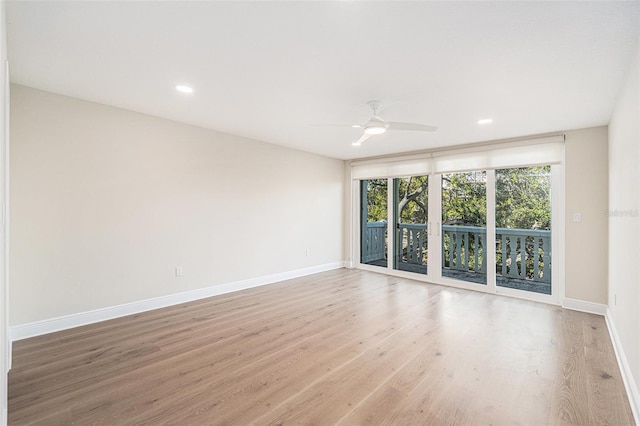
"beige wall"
10,85,345,325
609,38,640,395
564,126,608,304
1,1,8,422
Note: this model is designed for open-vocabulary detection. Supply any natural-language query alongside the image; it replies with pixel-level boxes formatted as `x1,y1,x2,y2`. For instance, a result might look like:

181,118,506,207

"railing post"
501,234,507,277
519,236,526,279
442,229,447,268
473,232,484,272
481,233,485,273
508,236,517,278
453,231,460,270
532,237,541,282
542,236,551,283
463,232,469,271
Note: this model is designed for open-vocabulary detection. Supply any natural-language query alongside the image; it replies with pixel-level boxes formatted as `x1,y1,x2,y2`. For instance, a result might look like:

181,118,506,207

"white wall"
9,85,344,325
609,37,640,410
0,0,7,421
564,127,608,304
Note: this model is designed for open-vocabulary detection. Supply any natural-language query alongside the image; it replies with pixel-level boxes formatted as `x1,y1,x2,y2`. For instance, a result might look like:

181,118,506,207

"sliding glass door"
393,176,429,275
441,171,487,285
355,160,559,303
495,166,552,295
360,179,388,268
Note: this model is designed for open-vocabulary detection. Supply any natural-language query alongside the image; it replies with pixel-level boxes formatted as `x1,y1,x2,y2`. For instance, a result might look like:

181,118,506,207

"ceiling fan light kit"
363,124,388,135
353,100,437,146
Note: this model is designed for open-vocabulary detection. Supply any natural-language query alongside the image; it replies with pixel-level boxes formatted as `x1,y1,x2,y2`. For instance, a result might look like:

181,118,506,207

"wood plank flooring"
8,269,634,425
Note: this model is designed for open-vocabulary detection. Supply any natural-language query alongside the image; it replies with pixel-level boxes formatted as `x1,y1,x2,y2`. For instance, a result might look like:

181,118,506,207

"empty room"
0,1,639,425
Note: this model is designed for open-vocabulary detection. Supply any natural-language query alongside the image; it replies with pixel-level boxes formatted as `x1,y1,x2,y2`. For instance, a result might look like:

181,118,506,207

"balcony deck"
363,259,551,295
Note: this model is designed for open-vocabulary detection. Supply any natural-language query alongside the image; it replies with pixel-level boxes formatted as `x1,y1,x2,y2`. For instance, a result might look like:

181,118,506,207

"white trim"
353,179,362,268
551,163,564,305
10,261,345,341
485,170,497,293
562,297,607,315
427,174,442,281
386,177,394,272
605,308,640,425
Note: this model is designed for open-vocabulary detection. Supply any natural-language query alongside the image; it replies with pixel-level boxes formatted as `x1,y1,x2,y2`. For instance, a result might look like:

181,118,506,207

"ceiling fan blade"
388,122,438,132
352,133,372,146
309,123,360,127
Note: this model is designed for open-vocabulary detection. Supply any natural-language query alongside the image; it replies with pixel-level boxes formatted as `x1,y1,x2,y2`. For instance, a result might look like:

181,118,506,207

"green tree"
441,171,486,226
397,176,428,224
364,179,387,222
496,166,551,230
364,167,550,230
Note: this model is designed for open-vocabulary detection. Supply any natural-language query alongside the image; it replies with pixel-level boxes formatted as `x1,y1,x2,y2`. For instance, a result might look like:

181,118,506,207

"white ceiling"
6,1,640,160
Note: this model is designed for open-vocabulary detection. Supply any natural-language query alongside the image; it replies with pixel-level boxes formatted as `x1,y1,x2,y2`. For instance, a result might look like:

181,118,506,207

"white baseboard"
605,308,640,425
562,297,607,315
10,261,345,341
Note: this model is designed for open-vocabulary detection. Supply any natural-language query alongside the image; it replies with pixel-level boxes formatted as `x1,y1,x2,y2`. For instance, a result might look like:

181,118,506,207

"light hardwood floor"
8,269,634,425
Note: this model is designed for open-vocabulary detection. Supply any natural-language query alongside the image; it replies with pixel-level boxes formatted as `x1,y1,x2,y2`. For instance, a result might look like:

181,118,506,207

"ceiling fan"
347,100,438,146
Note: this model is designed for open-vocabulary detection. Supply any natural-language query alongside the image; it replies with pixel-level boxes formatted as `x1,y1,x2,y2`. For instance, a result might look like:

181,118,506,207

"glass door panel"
495,166,552,295
393,176,429,275
360,179,388,268
441,171,487,285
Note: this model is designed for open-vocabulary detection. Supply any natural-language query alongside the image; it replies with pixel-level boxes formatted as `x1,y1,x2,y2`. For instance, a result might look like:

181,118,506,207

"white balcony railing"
362,222,551,284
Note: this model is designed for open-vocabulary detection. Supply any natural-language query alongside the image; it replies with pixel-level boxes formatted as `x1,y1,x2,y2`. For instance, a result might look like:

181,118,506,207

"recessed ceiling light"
175,85,193,94
478,118,493,125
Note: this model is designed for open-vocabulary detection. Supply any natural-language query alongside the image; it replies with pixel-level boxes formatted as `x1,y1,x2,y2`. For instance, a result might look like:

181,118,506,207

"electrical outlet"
572,212,582,223
306,248,311,256
176,266,183,277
